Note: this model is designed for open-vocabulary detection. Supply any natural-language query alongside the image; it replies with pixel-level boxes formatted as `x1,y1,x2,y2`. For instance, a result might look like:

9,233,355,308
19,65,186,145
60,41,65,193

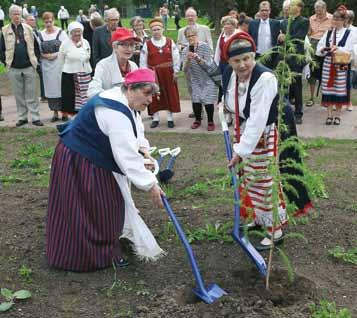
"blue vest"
59,95,137,175
222,63,278,126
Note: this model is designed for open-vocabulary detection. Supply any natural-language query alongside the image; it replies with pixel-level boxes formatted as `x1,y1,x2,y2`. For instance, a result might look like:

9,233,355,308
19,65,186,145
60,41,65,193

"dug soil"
0,128,356,317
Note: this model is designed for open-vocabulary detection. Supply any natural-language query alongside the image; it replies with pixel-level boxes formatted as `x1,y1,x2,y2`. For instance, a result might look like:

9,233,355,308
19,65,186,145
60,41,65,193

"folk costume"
46,69,165,272
58,22,91,116
222,32,287,249
38,27,67,113
140,19,181,128
316,27,354,109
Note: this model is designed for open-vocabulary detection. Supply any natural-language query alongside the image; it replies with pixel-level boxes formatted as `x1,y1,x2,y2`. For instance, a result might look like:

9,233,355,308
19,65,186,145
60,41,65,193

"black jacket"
92,25,112,68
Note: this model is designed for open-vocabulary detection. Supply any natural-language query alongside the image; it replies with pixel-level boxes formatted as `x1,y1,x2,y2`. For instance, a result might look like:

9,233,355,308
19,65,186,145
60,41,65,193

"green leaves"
0,302,14,312
0,288,31,312
13,290,32,300
1,288,13,302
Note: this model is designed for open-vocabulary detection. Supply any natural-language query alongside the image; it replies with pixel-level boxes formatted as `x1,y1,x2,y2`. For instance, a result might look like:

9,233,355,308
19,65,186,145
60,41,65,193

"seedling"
328,245,357,265
19,265,33,281
309,300,352,318
0,288,31,312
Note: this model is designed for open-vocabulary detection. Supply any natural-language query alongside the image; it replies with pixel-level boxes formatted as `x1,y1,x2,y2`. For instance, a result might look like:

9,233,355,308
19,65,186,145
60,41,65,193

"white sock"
167,111,173,121
153,112,160,121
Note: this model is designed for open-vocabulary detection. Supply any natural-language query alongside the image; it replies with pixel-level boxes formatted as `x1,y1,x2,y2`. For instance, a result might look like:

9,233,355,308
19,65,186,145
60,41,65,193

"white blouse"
139,36,181,73
94,87,156,191
225,69,278,158
316,27,354,57
58,37,92,74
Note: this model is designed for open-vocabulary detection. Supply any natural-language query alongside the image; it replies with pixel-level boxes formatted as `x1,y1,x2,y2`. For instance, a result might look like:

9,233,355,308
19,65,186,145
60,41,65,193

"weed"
0,288,31,313
0,175,23,185
184,182,209,196
160,221,176,241
328,245,357,265
19,265,32,281
10,158,41,169
309,300,352,318
302,138,328,150
349,203,357,213
187,222,233,244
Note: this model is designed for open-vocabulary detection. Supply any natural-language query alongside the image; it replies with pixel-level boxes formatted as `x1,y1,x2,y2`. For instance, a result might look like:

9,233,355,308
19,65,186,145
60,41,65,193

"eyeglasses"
116,42,136,48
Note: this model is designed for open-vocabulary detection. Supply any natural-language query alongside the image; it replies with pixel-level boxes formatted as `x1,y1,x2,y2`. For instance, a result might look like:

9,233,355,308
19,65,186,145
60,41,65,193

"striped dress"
183,42,218,105
240,124,287,231
46,142,125,272
319,28,353,107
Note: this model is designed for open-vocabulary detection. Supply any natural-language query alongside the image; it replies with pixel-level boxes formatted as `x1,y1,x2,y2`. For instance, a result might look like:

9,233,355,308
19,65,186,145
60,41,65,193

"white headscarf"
67,21,84,34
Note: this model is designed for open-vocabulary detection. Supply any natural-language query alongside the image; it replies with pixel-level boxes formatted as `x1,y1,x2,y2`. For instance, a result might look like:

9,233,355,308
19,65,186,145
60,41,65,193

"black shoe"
62,116,68,122
295,117,303,125
50,116,59,123
188,112,195,118
16,119,28,127
0,114,4,121
32,120,44,127
167,121,174,128
113,257,130,268
150,121,159,128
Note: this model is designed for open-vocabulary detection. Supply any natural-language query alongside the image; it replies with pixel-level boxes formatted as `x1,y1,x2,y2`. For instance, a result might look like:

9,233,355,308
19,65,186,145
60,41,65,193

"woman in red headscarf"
46,69,165,272
140,18,181,128
316,8,354,126
220,32,286,250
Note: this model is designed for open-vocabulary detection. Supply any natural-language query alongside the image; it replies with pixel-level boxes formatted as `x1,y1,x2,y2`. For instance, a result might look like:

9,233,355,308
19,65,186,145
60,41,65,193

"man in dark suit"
279,0,309,124
92,8,120,68
248,1,281,69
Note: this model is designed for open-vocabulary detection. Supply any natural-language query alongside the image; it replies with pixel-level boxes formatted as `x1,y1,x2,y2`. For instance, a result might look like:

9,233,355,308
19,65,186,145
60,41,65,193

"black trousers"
60,19,68,30
192,103,214,122
289,75,303,119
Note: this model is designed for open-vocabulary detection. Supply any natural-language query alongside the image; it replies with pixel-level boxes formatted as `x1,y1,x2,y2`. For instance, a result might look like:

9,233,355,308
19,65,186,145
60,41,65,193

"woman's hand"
150,184,165,209
173,72,179,82
228,152,240,169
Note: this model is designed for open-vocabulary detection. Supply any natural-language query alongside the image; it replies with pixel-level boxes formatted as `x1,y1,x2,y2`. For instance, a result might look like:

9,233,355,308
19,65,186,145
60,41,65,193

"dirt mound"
136,268,319,318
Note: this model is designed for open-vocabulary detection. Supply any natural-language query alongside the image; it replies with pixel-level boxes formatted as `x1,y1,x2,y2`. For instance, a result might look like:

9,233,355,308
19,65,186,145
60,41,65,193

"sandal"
306,99,314,107
333,117,340,125
325,117,333,125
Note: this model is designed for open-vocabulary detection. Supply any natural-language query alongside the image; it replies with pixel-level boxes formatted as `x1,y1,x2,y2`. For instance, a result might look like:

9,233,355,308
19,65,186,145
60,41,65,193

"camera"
189,45,195,53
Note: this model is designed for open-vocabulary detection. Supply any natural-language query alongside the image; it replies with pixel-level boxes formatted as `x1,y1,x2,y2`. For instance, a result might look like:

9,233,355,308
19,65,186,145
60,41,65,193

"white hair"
282,0,291,10
104,8,119,21
314,0,326,9
185,7,197,16
90,12,102,20
9,4,22,15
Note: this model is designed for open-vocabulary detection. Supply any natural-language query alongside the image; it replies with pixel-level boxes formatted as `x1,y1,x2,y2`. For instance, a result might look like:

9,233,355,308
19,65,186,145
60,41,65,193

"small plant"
309,300,352,318
0,288,32,312
10,157,41,169
183,182,209,196
160,221,176,241
328,245,357,265
187,222,233,244
19,265,33,281
302,138,328,150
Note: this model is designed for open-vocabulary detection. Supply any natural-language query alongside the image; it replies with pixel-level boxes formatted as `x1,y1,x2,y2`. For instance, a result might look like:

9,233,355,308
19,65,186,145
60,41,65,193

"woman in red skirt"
140,18,181,128
46,69,164,272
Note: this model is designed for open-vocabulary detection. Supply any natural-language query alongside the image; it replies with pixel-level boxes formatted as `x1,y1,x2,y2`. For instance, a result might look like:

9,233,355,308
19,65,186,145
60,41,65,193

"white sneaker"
347,105,353,111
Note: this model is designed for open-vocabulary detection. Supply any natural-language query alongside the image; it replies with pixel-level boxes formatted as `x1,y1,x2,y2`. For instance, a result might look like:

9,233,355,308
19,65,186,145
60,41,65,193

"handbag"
332,50,351,65
198,59,222,87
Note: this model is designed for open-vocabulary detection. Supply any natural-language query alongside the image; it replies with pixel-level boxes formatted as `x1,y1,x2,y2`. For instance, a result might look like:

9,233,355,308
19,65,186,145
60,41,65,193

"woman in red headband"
46,68,165,272
221,32,287,250
316,9,354,125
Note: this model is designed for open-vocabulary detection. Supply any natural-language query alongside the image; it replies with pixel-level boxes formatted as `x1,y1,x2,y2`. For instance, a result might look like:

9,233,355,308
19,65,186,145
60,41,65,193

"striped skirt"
46,141,125,272
74,72,91,112
321,56,351,107
240,125,287,231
